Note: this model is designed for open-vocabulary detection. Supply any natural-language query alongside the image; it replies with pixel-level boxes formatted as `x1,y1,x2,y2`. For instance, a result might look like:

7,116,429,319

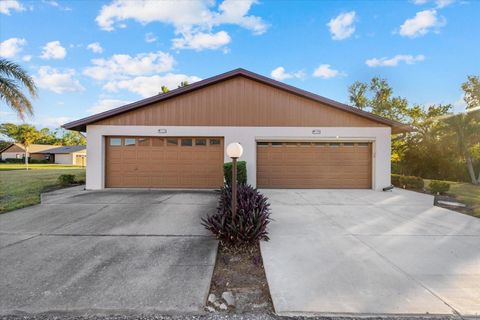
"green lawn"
426,179,480,218
0,163,85,171
0,165,86,213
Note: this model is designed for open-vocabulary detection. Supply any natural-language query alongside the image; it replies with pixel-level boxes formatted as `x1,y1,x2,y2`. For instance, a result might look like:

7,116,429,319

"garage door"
257,141,372,189
106,136,224,188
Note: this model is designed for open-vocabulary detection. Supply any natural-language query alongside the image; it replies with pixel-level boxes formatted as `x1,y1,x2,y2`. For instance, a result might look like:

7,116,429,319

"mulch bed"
207,242,274,314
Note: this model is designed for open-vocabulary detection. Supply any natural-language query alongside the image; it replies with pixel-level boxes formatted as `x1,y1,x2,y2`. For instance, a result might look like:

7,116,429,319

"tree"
36,128,59,145
348,77,409,122
160,85,169,94
178,81,189,88
57,129,86,146
0,123,40,169
0,58,37,120
462,75,480,111
442,110,480,184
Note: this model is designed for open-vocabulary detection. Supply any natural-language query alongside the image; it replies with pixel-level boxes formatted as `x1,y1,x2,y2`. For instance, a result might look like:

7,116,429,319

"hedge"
4,158,48,164
224,161,247,186
428,180,450,194
391,174,424,189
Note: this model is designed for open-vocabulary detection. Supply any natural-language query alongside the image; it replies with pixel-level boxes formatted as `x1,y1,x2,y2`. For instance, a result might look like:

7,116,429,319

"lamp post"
226,142,243,221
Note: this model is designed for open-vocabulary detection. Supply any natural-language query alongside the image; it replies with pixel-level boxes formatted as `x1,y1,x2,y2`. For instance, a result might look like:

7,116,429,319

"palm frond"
0,58,37,97
0,76,33,120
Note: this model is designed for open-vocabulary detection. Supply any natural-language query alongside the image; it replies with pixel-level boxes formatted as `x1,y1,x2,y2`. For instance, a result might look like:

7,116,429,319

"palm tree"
442,110,480,184
0,58,37,120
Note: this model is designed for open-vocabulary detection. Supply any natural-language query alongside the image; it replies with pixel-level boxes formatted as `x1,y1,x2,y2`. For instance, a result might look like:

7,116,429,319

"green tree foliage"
348,75,480,184
160,85,169,94
0,123,40,169
462,75,480,111
0,58,37,120
178,81,189,88
0,123,86,148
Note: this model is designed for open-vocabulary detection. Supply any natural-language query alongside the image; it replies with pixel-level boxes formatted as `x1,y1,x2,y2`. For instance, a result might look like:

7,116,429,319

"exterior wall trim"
87,125,391,191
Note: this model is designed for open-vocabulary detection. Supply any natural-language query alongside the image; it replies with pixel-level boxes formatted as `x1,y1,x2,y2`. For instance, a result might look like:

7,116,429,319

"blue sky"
0,0,478,128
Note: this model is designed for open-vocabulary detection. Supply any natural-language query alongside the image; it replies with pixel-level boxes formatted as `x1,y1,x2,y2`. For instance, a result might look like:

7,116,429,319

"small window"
299,142,311,146
138,138,150,147
343,143,355,147
152,138,164,147
257,142,269,146
329,142,340,147
285,142,298,146
195,138,207,146
357,143,370,147
167,138,178,146
109,138,122,146
181,138,193,146
124,138,136,146
209,139,221,146
271,142,283,147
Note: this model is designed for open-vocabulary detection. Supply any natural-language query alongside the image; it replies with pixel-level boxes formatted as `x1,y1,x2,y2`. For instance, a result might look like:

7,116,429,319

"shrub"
399,175,424,189
58,174,76,186
201,184,271,247
4,158,48,164
391,174,401,187
428,180,450,194
223,161,247,186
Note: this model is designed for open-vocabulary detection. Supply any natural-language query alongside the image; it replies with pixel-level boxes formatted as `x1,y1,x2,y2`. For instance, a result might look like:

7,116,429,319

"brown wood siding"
257,142,372,189
94,77,387,128
105,136,224,188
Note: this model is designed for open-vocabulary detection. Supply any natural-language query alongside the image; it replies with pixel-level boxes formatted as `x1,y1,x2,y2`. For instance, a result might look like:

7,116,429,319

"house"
63,68,409,190
0,143,87,166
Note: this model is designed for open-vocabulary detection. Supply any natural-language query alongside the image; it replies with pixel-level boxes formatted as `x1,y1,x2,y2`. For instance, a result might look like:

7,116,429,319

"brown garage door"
257,141,372,189
106,136,224,188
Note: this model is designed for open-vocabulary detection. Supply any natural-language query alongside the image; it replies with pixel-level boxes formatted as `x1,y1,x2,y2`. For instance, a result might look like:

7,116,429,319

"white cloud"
35,66,84,94
0,37,26,58
0,0,25,15
399,9,445,38
312,64,343,79
38,116,74,128
95,0,267,50
413,0,455,8
87,99,131,114
172,31,231,51
145,32,157,43
22,55,32,61
83,51,175,81
366,54,425,67
42,0,72,11
87,42,104,53
104,73,202,97
40,41,67,59
270,67,305,81
327,11,356,40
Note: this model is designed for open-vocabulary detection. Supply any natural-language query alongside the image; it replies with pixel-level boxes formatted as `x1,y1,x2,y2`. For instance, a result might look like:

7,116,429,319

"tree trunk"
466,156,478,184
25,145,29,171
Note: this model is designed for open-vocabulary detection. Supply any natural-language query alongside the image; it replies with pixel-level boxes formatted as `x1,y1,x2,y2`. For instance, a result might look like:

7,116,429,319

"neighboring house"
0,143,87,166
63,68,410,190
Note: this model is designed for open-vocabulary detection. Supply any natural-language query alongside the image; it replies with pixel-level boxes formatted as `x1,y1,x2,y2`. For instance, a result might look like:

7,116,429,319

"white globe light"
226,142,243,158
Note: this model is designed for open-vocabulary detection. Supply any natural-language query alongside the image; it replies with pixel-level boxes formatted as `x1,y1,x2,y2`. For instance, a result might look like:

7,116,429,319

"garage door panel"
106,136,224,188
257,142,372,189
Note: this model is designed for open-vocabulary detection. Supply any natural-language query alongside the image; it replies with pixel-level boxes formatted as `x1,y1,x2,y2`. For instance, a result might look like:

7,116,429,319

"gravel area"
0,312,460,320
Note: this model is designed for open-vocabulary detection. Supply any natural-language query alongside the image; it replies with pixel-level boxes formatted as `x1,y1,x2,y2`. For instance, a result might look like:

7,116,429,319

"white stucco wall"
86,125,392,191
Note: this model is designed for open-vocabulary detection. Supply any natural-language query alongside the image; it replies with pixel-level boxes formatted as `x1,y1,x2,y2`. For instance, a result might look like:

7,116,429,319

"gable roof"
63,68,411,133
0,143,86,154
41,145,86,154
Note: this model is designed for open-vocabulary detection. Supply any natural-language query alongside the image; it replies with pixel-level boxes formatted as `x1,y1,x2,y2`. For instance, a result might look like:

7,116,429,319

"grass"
0,165,85,213
0,163,85,171
425,179,480,218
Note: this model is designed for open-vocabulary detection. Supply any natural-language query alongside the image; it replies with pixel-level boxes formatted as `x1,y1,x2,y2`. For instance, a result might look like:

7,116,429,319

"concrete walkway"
260,188,480,316
0,187,218,315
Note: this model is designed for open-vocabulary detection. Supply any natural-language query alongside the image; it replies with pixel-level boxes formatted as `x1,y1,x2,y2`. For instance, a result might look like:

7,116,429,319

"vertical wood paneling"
94,76,387,128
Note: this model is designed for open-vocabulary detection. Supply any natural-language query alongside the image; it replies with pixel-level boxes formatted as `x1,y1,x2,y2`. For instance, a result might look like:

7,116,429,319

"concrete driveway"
0,187,218,316
260,188,480,316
